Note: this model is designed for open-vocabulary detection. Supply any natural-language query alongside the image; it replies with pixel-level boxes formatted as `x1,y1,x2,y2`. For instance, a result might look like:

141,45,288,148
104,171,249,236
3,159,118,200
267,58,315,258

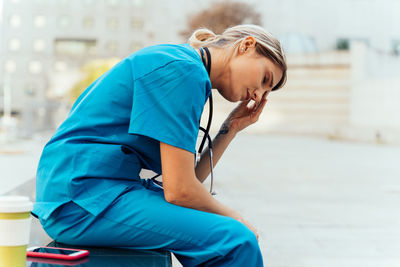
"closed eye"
263,76,268,84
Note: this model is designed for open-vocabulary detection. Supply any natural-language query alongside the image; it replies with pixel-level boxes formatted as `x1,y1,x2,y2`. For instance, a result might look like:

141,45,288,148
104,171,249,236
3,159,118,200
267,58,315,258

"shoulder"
126,44,206,81
131,43,200,63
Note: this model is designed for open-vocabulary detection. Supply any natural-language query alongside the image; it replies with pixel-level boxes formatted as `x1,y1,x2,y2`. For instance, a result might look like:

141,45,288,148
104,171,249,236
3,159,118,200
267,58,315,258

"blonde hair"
189,24,287,90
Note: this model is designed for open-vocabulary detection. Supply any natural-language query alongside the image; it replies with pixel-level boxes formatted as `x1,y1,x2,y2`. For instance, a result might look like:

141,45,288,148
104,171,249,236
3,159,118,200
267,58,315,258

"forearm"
195,122,237,183
168,175,236,217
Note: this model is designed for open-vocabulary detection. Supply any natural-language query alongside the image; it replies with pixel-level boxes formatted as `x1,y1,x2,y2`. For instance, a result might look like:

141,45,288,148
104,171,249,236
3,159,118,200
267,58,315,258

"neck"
196,46,229,89
208,47,227,89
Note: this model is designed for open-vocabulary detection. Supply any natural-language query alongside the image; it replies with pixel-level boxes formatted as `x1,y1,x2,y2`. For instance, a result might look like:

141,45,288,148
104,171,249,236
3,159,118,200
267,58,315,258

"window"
54,61,68,72
107,18,118,30
392,40,400,56
58,15,70,28
107,0,119,6
4,60,17,73
55,39,97,56
8,38,21,51
132,0,143,7
9,15,21,27
106,41,118,53
83,17,94,28
33,39,46,52
25,84,37,96
130,42,142,52
336,38,350,50
34,15,46,28
131,18,143,30
337,38,369,51
29,61,43,74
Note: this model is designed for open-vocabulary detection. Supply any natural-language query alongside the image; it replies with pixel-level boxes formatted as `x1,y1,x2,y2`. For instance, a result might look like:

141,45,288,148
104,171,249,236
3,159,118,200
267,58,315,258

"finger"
256,95,268,109
252,98,267,116
242,99,254,111
240,98,251,108
249,99,267,122
248,100,258,111
234,99,251,113
241,98,252,105
252,94,266,109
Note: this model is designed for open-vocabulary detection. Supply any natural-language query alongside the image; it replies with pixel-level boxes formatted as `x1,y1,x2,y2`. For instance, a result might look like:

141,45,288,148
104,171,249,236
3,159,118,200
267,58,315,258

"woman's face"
216,41,283,104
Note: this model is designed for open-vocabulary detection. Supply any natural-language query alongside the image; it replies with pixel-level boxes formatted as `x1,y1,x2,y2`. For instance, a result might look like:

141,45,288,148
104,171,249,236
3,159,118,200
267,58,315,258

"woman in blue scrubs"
33,24,287,266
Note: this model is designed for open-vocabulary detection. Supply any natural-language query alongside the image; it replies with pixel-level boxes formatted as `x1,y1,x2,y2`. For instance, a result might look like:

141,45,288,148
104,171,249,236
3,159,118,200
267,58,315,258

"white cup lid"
0,196,33,213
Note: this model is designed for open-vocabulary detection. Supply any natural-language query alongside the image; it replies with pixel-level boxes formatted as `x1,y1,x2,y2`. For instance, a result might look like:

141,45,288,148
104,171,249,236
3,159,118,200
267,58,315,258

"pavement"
1,132,400,267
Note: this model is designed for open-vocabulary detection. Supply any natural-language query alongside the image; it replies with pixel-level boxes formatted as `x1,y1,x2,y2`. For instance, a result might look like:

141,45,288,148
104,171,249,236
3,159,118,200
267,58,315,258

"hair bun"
189,28,217,47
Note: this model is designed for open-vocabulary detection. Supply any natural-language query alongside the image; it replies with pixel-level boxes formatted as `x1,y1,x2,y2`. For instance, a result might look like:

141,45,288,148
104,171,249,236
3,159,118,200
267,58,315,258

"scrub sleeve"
33,44,263,267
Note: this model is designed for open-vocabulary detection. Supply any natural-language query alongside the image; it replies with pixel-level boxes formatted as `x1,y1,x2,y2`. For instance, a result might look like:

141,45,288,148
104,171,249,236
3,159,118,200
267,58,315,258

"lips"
245,90,250,100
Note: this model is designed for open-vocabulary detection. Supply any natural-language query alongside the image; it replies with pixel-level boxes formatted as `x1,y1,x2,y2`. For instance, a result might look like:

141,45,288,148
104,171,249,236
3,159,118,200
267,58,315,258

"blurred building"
256,0,400,54
0,0,151,117
0,0,399,142
0,0,212,134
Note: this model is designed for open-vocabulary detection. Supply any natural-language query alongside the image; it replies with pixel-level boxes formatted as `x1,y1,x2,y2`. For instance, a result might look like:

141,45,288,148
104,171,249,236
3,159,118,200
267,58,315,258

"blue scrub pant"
40,178,263,266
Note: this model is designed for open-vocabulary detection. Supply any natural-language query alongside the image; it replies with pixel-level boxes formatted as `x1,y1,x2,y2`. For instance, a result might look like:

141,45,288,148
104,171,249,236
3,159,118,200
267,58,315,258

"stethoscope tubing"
151,46,216,195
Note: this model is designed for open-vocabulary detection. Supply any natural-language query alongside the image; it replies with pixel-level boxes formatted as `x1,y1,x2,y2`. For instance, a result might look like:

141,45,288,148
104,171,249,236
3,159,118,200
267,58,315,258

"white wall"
350,41,400,131
249,0,400,51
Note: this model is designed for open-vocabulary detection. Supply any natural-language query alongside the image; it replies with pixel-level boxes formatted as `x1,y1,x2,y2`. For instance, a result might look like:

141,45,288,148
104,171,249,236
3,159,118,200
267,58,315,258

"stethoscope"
151,46,216,195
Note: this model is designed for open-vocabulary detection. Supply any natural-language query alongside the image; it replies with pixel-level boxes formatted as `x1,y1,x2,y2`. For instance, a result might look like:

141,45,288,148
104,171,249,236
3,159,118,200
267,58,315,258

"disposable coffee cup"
0,196,33,267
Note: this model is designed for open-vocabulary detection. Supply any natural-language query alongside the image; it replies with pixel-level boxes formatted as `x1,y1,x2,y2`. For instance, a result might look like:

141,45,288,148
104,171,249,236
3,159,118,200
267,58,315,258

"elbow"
164,188,192,206
164,193,179,205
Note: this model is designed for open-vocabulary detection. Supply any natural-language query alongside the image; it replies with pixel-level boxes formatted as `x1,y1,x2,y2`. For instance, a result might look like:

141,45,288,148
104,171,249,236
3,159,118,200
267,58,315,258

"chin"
216,89,232,102
227,94,240,103
233,92,242,102
217,86,241,103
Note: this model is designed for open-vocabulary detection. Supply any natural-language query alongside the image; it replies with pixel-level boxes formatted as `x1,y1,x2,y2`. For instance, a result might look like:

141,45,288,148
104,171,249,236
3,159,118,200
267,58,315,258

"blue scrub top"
33,44,212,220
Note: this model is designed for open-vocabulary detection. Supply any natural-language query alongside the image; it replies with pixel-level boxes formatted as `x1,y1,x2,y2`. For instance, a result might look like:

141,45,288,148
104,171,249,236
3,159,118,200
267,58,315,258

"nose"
252,88,269,103
251,89,261,102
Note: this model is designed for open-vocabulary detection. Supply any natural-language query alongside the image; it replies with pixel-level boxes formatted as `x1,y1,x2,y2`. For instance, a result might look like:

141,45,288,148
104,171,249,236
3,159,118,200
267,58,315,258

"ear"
239,36,256,54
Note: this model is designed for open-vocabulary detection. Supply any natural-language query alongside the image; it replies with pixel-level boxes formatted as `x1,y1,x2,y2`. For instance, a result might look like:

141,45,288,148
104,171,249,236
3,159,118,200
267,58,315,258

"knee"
231,220,259,250
217,218,260,254
204,218,262,266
